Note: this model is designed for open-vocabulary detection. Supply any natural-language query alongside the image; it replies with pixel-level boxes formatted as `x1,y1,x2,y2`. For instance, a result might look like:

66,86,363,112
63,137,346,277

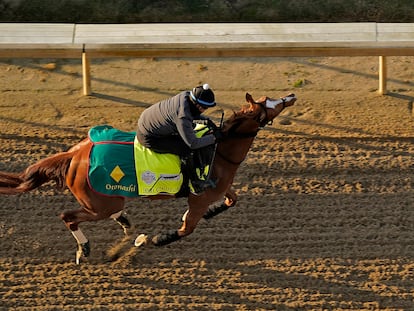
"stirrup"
190,178,216,195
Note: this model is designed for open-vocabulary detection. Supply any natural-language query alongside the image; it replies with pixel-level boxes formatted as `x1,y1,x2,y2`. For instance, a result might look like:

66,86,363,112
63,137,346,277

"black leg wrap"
203,203,230,220
80,241,90,257
152,230,181,246
116,215,131,229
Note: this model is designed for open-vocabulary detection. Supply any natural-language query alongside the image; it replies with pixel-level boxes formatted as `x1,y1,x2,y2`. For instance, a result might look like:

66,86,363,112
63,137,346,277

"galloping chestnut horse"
0,92,296,263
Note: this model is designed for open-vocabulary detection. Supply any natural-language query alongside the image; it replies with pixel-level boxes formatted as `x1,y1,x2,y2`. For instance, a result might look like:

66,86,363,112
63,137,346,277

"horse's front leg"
152,195,210,246
203,187,237,219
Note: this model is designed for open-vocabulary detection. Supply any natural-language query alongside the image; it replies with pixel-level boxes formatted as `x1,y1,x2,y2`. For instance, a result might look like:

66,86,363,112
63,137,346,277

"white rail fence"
1,23,414,95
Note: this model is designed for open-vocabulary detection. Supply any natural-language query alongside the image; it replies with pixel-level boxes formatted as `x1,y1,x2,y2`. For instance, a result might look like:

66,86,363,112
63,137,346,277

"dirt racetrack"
1,56,414,310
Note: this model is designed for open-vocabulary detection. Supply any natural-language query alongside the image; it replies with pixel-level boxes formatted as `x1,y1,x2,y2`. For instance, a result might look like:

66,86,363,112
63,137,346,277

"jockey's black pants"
136,131,191,157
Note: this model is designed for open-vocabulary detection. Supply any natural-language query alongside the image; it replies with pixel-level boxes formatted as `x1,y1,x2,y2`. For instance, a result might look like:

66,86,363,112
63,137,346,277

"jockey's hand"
213,129,224,142
193,119,208,125
207,119,219,131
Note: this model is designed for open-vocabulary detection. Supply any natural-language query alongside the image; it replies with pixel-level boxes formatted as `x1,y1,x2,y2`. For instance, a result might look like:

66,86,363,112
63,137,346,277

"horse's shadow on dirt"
104,249,414,310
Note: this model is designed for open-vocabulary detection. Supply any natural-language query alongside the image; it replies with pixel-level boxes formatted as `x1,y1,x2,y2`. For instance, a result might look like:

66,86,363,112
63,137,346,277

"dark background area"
1,0,414,23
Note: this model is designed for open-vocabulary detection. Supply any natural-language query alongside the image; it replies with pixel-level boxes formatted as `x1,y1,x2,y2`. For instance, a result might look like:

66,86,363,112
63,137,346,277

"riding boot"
182,153,215,195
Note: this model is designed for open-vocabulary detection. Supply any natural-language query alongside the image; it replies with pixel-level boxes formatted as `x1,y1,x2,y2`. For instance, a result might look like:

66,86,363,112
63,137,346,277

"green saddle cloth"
88,125,183,197
88,125,138,197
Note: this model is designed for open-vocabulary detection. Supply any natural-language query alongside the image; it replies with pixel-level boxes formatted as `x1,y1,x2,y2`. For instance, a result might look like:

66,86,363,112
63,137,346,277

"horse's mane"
222,103,263,135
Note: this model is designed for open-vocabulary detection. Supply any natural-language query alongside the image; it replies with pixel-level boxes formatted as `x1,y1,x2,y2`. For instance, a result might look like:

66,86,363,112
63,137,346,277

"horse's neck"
216,137,255,165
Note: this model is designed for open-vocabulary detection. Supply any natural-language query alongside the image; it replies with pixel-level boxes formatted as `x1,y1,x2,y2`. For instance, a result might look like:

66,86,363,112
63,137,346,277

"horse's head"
221,93,296,138
245,92,296,127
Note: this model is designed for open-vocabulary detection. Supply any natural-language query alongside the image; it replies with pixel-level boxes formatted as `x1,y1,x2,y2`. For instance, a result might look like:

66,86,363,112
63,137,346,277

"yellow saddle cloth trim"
134,137,183,195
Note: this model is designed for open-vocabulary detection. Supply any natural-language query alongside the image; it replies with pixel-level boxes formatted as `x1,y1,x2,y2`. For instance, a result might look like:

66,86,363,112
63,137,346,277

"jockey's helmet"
190,84,216,109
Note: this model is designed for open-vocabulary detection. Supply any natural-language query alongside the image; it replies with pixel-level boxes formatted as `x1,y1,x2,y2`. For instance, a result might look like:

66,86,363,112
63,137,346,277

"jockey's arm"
177,116,216,149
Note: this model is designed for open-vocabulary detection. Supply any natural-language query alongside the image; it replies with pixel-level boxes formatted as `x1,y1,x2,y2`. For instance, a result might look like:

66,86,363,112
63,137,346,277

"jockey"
136,83,220,194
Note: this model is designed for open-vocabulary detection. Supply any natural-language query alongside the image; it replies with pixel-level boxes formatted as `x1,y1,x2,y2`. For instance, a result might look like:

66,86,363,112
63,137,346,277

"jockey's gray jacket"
137,91,216,149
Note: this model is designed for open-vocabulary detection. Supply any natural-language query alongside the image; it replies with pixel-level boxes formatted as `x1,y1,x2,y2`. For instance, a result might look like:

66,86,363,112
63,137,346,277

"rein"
215,150,245,166
215,128,259,166
257,100,284,128
215,130,258,166
215,111,263,165
225,129,259,139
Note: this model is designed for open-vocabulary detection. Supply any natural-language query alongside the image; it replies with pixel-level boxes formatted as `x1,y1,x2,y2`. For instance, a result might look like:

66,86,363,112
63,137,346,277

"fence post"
82,44,91,96
378,56,387,95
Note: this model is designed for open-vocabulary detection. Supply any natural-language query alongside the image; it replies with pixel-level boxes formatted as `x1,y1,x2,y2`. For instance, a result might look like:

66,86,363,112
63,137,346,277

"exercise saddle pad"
87,125,183,197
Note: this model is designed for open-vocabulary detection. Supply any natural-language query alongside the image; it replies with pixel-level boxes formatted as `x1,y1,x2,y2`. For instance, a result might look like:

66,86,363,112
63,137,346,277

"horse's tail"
0,151,74,195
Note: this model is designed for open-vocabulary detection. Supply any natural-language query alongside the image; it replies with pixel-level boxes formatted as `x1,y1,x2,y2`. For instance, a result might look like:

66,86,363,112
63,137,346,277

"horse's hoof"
134,234,148,247
115,215,132,235
75,241,90,264
76,249,82,265
152,230,181,246
181,210,189,222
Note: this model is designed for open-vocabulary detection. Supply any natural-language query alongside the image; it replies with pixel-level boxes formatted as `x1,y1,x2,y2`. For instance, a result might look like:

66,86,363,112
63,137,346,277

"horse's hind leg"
60,197,125,263
110,210,132,235
60,208,95,264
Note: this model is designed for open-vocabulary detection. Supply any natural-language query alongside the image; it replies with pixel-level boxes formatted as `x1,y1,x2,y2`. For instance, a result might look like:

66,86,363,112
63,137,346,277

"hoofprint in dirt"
1,56,414,309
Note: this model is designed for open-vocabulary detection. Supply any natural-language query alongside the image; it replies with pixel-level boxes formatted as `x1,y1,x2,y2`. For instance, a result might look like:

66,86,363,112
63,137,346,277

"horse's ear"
245,93,256,110
245,93,254,103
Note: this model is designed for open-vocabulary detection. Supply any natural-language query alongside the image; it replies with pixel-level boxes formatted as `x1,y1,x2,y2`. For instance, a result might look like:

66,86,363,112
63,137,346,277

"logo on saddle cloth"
110,165,125,183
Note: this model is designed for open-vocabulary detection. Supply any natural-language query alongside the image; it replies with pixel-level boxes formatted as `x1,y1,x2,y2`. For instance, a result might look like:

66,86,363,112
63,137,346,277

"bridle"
257,101,272,128
258,98,287,128
214,94,292,166
224,98,283,138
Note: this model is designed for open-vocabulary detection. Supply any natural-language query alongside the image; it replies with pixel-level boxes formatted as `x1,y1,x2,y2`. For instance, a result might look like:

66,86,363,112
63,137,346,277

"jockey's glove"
213,129,224,142
194,119,218,129
193,119,209,125
207,119,219,131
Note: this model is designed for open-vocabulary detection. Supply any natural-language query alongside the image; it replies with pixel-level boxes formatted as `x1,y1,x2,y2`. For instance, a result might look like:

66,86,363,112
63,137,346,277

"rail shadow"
2,57,414,107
